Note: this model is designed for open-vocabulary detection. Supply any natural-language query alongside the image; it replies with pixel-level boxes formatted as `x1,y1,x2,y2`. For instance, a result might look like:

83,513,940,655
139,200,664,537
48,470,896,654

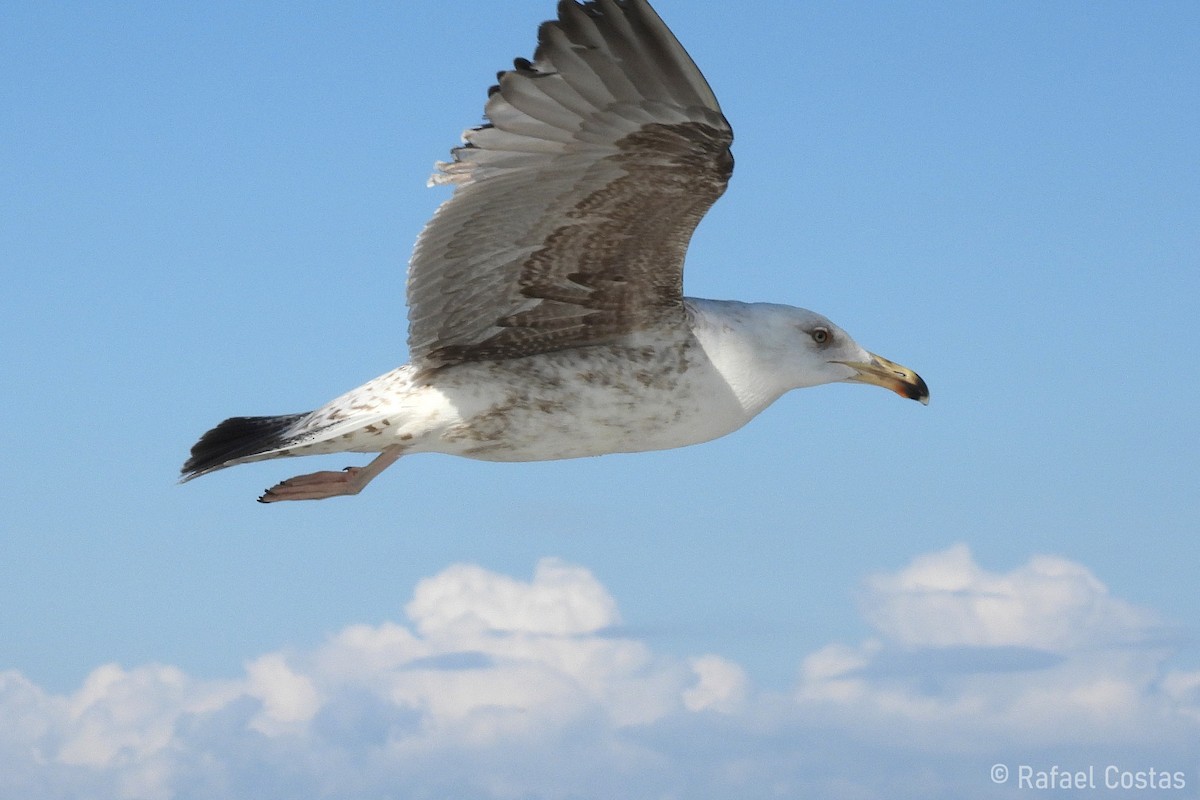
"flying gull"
182,0,929,502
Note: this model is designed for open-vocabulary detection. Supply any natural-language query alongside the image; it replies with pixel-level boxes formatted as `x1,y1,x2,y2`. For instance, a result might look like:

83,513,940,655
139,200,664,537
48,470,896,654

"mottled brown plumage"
407,0,733,369
427,122,732,365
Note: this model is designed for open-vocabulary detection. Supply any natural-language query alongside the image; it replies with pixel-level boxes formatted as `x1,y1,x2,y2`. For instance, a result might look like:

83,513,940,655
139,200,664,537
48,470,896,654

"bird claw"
258,468,360,502
253,446,403,503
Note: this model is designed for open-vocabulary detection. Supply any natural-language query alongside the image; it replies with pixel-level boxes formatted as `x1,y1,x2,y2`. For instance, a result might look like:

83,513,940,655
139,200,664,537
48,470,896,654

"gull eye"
811,327,831,345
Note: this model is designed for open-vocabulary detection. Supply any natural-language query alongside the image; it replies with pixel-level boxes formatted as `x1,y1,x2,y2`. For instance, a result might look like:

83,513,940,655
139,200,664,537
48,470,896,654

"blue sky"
2,1,1198,797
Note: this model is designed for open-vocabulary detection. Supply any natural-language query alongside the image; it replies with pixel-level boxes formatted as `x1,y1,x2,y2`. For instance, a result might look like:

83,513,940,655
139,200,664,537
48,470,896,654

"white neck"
684,298,798,415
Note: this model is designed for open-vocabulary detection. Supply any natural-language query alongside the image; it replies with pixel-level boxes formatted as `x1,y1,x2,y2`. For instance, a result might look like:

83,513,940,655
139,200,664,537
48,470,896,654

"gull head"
731,303,930,405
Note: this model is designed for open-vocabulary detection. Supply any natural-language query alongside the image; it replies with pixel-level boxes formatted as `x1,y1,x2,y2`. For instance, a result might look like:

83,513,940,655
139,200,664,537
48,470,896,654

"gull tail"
181,412,311,482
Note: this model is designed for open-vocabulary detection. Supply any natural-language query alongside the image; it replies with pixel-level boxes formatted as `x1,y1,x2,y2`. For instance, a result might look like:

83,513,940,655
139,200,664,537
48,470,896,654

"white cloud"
0,549,1196,800
860,543,1157,650
797,544,1199,750
683,655,748,713
245,654,321,736
405,558,619,637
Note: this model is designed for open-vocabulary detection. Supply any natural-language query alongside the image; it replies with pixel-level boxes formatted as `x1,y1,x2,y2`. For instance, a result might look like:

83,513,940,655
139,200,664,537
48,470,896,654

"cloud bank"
2,548,1196,799
798,544,1198,751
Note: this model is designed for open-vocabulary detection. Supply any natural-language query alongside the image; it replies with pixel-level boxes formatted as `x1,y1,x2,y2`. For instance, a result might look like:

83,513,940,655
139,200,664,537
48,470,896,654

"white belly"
289,308,789,465
418,339,758,462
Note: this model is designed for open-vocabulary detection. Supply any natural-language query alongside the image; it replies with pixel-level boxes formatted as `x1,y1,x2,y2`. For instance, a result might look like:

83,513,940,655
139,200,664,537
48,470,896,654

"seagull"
182,0,929,503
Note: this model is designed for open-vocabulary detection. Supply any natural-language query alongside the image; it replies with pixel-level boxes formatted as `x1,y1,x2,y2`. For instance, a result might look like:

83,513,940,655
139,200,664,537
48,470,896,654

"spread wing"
406,0,734,368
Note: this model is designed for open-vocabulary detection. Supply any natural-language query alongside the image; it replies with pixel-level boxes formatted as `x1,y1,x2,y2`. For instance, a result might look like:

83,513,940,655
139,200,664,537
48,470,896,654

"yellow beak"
836,353,930,405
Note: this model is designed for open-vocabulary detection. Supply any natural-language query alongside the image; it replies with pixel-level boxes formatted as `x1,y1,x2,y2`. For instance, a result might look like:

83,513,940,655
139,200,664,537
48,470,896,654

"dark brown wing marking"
406,0,734,369
428,121,732,364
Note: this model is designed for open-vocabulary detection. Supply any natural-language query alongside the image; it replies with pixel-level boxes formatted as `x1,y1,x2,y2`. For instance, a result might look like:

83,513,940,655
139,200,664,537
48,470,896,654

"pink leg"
259,446,405,503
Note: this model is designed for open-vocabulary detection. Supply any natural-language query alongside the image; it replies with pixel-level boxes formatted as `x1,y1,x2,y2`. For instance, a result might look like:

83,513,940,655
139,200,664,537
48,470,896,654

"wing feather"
407,0,733,368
